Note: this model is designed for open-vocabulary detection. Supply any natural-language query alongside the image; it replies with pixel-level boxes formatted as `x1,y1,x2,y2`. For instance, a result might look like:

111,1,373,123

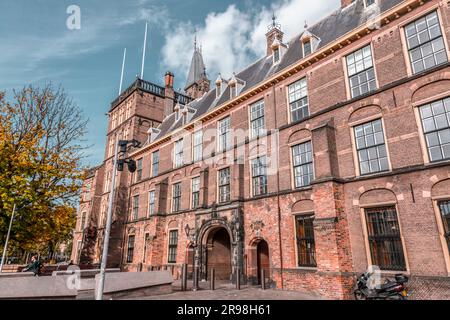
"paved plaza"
133,280,326,300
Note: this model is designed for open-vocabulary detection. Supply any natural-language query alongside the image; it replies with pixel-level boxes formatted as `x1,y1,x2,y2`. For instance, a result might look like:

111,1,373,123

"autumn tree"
0,84,88,259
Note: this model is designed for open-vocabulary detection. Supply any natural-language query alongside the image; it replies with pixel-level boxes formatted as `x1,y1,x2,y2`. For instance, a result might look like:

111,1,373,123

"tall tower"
265,13,284,55
184,37,210,99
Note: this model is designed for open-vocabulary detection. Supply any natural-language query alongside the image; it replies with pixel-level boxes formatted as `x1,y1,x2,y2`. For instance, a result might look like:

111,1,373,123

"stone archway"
204,227,232,281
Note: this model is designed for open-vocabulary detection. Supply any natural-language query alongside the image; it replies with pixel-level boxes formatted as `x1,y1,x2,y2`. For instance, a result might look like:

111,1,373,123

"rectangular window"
303,41,312,56
80,212,86,231
172,183,181,212
174,139,184,168
132,195,139,220
152,151,159,177
438,200,450,253
365,0,375,7
365,206,406,271
148,190,155,216
273,47,280,62
288,78,309,123
405,11,447,74
250,100,265,138
218,168,231,203
346,45,377,98
126,235,135,263
295,214,316,267
76,240,82,263
136,158,143,182
104,171,111,193
143,233,150,263
419,97,450,162
354,119,389,175
251,156,268,196
168,230,178,263
292,141,314,188
218,117,231,152
191,177,200,209
193,131,203,162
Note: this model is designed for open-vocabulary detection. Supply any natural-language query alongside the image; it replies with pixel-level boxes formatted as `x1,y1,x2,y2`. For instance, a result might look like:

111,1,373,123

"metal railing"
110,78,166,109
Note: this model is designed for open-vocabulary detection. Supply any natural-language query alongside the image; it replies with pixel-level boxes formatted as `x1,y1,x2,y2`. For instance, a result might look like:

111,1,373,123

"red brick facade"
72,0,450,299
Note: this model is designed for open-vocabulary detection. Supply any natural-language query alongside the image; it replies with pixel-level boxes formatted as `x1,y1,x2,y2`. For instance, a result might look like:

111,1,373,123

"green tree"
0,84,87,257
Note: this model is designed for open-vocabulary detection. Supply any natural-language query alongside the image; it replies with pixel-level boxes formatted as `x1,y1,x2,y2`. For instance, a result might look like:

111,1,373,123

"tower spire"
185,32,210,99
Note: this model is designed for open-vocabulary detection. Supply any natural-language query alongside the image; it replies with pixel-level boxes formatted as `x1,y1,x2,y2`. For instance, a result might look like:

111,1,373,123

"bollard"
210,268,215,291
181,264,188,291
192,266,199,291
261,269,266,290
236,267,241,290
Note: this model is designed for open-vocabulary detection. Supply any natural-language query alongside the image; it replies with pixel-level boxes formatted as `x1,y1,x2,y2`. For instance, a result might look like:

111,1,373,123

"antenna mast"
140,22,148,79
119,48,127,95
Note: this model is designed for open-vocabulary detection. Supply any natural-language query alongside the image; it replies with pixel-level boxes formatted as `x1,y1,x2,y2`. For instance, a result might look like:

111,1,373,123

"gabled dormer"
271,36,288,64
300,30,321,57
147,127,161,143
174,101,181,121
181,104,197,125
215,73,228,98
228,73,246,99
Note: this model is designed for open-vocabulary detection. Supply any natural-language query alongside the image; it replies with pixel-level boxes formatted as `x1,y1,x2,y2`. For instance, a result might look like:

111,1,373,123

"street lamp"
95,136,140,300
0,204,16,273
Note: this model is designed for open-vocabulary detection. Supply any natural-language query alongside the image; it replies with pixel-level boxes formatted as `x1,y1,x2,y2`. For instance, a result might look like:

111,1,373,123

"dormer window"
273,47,280,63
215,74,227,98
148,127,161,143
271,37,286,64
216,83,221,98
365,0,376,8
229,73,245,99
303,40,312,56
301,31,320,57
174,102,181,121
230,84,237,99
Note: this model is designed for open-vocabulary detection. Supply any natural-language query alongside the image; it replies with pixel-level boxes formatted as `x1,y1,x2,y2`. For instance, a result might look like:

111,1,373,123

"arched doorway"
205,227,232,281
186,243,195,279
248,238,270,285
256,240,269,285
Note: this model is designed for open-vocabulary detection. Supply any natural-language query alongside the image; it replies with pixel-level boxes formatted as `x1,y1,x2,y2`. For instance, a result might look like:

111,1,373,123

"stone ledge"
0,275,77,299
94,271,173,300
52,268,120,278
0,272,35,278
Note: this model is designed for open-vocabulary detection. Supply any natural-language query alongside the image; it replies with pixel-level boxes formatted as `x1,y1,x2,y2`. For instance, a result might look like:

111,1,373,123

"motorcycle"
354,272,409,300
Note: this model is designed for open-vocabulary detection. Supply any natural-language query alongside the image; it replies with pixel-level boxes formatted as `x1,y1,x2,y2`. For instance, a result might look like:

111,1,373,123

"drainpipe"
272,83,284,289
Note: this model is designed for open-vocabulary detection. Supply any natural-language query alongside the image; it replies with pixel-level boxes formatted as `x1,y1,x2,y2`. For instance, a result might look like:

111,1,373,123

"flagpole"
119,48,127,95
140,22,148,79
0,204,16,273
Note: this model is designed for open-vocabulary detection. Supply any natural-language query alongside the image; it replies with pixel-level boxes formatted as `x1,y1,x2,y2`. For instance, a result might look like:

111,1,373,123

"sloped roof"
152,0,405,142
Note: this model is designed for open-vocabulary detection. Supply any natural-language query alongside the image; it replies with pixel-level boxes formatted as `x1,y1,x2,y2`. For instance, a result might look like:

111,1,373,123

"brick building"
72,0,450,299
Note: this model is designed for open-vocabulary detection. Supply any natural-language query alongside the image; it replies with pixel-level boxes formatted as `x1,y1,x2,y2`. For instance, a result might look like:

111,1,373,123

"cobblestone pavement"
135,281,327,300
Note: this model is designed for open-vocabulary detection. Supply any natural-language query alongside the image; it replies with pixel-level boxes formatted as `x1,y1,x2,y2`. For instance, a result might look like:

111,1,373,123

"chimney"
165,71,174,88
163,71,175,117
341,0,354,8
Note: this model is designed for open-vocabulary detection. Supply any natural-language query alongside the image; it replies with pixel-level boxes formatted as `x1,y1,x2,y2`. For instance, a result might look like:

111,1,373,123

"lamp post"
95,136,140,300
0,204,16,273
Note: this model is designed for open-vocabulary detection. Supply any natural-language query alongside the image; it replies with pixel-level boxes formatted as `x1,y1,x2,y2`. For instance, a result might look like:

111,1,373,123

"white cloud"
161,0,339,86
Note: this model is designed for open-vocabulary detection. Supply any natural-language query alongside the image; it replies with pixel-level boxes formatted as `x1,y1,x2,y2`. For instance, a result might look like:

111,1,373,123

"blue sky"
0,0,338,167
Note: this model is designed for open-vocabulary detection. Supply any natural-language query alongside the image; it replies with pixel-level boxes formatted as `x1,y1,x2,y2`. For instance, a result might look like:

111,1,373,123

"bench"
0,275,77,300
95,270,173,299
